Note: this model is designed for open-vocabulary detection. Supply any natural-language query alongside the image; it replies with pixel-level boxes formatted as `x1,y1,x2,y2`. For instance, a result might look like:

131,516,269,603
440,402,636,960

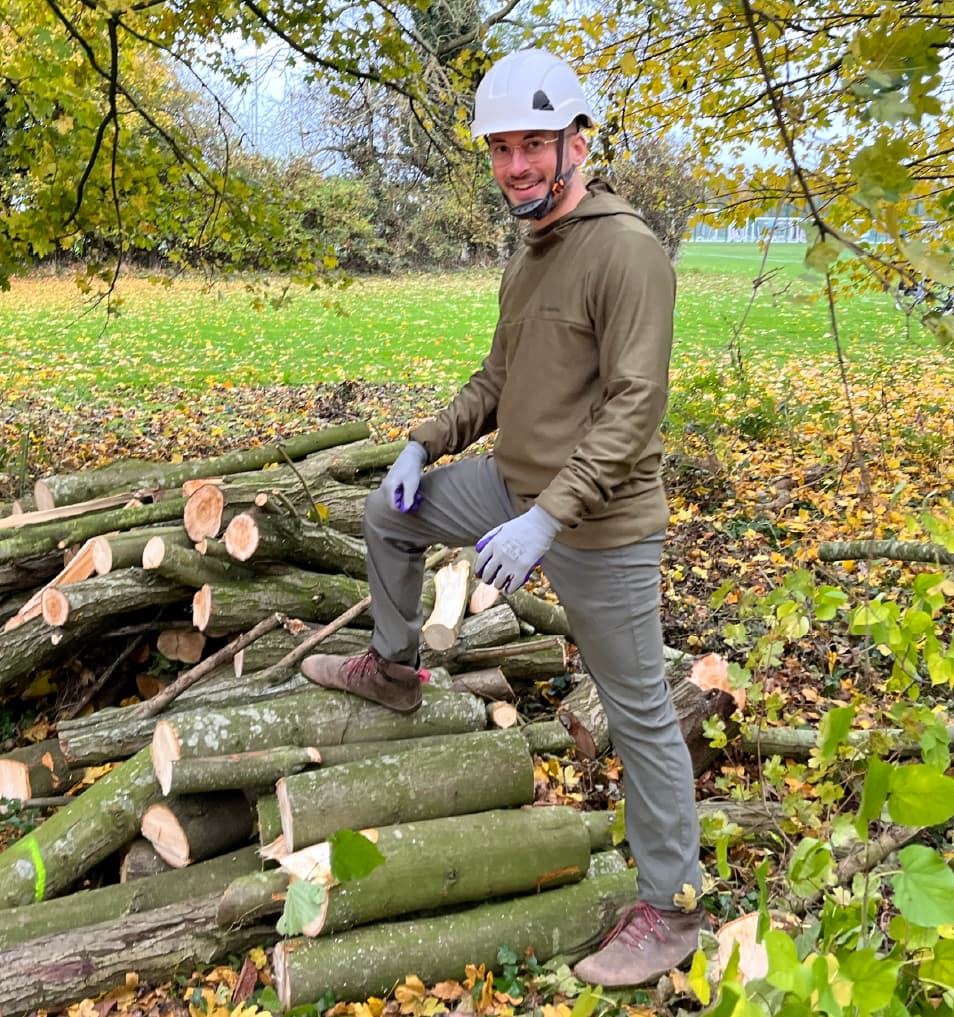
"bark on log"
559,673,738,776
504,589,573,638
3,538,97,632
91,525,193,574
449,666,514,701
0,747,162,908
273,864,639,1006
276,728,534,850
160,746,322,796
218,806,591,933
422,559,471,651
143,538,253,586
191,569,370,633
150,685,487,780
120,838,173,882
0,739,79,800
224,509,368,579
34,422,371,509
522,718,576,755
0,571,189,701
141,791,254,867
0,890,277,1017
0,498,188,565
325,440,404,483
0,845,260,952
452,635,569,680
739,723,954,759
0,491,155,530
0,552,62,598
817,539,954,565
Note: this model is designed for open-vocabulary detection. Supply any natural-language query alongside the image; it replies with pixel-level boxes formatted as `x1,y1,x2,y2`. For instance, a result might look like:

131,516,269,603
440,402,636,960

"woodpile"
0,422,743,1015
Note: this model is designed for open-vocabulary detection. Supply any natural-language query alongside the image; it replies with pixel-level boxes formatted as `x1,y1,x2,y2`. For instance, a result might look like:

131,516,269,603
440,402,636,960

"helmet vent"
532,90,554,111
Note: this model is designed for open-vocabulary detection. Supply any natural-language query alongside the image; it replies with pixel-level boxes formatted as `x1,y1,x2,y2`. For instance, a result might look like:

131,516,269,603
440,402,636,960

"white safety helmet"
471,48,595,139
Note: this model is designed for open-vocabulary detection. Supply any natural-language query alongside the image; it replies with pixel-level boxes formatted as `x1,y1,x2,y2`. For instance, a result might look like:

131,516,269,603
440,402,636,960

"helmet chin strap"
508,129,576,221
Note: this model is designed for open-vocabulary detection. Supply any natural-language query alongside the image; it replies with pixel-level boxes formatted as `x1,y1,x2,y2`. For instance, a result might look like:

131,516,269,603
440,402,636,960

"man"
301,47,703,987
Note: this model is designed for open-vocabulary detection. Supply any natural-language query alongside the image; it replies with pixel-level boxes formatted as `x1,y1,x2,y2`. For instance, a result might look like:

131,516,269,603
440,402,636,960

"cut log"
0,739,79,800
159,746,322,797
504,589,573,637
91,525,193,574
273,862,639,1006
2,538,97,632
0,571,189,701
0,498,188,565
325,439,405,483
451,635,569,680
219,805,591,933
521,718,576,755
0,551,62,598
120,838,173,882
150,685,487,781
0,491,155,530
449,666,514,701
422,559,471,651
276,728,533,850
223,509,368,579
191,569,370,634
559,672,738,776
183,482,227,541
140,791,254,868
488,701,520,728
739,722,954,759
156,628,206,663
34,422,371,509
0,747,163,908
0,845,260,952
0,889,277,1017
421,603,522,670
818,539,954,565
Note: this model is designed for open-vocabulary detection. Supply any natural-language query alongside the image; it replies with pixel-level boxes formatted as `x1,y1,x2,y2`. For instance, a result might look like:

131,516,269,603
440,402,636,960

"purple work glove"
382,441,429,512
475,505,561,594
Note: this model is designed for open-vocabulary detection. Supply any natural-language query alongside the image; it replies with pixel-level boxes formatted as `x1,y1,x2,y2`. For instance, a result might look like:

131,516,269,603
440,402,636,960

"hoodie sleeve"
534,227,674,527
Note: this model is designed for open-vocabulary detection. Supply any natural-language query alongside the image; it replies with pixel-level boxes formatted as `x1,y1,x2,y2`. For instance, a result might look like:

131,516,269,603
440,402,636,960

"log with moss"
218,805,590,931
276,728,534,850
33,422,371,510
0,739,79,800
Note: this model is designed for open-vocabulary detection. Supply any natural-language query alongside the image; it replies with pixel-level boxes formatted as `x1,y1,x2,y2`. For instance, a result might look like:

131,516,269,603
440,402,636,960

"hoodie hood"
523,179,649,250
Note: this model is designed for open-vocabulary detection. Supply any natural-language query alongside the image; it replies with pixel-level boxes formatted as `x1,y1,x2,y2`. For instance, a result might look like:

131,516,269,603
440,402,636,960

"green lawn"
0,244,942,406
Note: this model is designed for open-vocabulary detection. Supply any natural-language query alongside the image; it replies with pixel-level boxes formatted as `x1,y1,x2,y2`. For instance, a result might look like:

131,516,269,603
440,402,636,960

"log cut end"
142,536,167,570
275,777,294,855
33,478,55,512
141,802,192,867
157,629,206,664
0,760,30,800
184,484,225,542
90,536,113,575
192,584,212,632
272,941,293,1010
151,720,182,797
41,586,70,627
223,513,260,562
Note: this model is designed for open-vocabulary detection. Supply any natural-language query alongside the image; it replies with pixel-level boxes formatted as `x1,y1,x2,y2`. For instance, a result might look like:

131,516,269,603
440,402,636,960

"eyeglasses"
488,136,560,166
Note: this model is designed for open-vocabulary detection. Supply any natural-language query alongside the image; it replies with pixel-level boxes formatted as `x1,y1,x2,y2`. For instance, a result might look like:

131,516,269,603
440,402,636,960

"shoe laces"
600,902,670,950
342,649,382,684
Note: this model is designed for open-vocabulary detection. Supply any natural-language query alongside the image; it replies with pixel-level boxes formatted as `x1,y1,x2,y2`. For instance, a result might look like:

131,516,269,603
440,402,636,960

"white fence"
689,215,892,245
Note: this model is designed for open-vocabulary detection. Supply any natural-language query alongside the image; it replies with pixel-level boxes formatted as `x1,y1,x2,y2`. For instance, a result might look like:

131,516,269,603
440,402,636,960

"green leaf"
570,985,601,1017
329,828,385,882
787,837,834,897
689,949,710,1005
891,844,954,927
918,938,954,992
856,755,892,837
804,234,843,274
840,948,901,1015
277,880,327,937
887,764,954,826
765,929,812,999
818,706,855,759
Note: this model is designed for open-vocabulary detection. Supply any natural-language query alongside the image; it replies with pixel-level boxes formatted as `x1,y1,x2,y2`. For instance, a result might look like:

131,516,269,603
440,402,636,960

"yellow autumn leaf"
396,975,426,1010
248,946,268,970
673,883,699,912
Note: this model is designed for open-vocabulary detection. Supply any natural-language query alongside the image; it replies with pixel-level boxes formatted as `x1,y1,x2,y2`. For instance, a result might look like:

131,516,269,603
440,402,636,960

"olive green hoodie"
411,179,674,549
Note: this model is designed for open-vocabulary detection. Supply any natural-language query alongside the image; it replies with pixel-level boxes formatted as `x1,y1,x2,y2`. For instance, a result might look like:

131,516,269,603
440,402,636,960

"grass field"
0,242,944,407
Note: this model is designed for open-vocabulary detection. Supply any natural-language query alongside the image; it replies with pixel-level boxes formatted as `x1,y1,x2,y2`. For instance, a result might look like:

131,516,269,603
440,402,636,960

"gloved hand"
382,441,429,512
475,505,561,594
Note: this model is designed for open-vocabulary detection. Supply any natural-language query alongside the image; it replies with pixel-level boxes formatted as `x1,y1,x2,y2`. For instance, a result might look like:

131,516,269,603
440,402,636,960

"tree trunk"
0,498,188,565
0,551,62,598
739,723,954,759
325,439,404,483
160,746,322,796
143,538,254,586
33,422,371,509
219,806,591,932
1,571,188,701
450,635,569,680
120,838,173,882
223,509,368,578
504,589,573,637
191,569,370,633
273,863,638,1006
0,890,277,1017
276,728,534,851
149,685,488,782
0,747,162,908
449,666,514,701
140,791,254,867
0,739,79,800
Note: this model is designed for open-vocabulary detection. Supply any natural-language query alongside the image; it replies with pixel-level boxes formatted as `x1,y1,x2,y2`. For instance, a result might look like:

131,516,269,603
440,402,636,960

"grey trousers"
363,453,701,909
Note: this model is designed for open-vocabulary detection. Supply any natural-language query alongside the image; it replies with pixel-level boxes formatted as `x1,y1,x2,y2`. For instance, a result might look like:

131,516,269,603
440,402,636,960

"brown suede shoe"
300,648,429,714
573,902,704,988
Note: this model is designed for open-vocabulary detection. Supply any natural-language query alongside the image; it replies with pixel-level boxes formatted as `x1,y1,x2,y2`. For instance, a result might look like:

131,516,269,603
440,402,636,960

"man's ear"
569,130,589,165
